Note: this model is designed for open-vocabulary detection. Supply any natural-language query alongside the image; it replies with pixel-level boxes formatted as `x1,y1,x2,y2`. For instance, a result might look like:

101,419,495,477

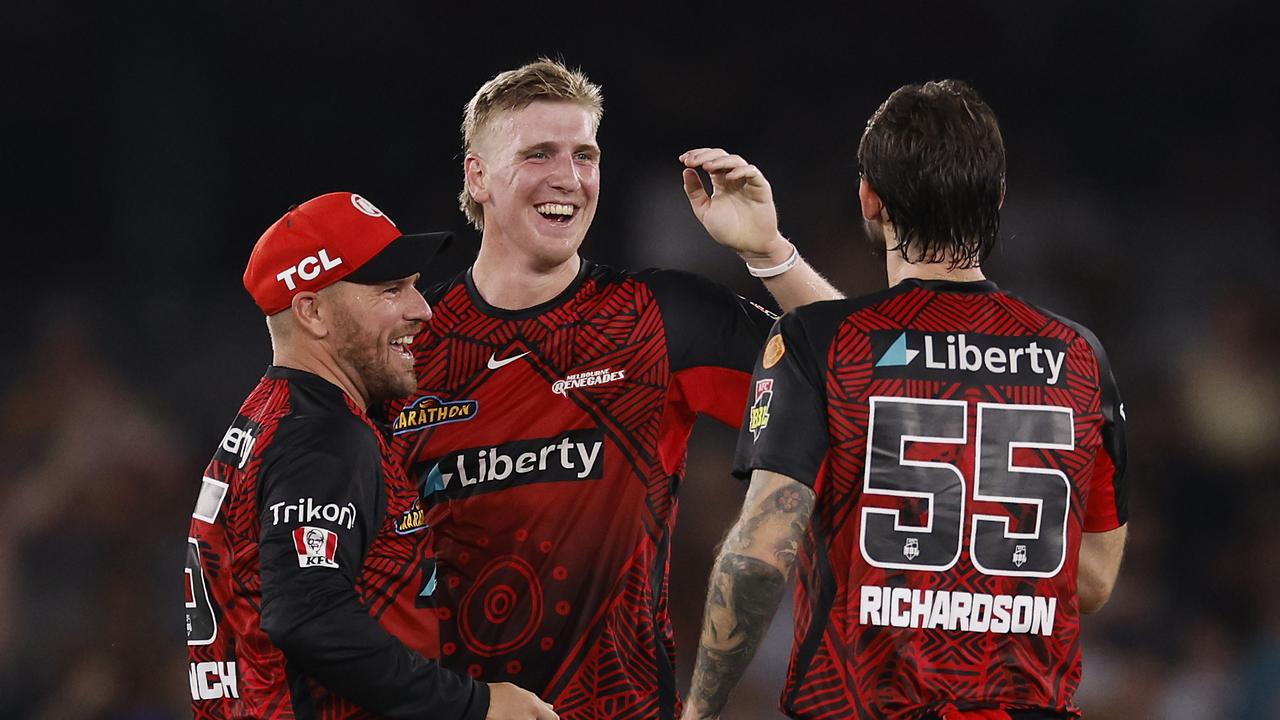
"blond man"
388,59,841,719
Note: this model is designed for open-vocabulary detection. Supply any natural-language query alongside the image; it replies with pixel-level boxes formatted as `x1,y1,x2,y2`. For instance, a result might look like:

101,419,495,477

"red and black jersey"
388,261,774,720
735,279,1127,720
185,367,487,720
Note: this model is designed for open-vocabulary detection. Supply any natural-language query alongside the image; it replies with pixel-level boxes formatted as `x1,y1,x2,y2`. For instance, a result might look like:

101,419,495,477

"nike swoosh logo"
487,351,530,370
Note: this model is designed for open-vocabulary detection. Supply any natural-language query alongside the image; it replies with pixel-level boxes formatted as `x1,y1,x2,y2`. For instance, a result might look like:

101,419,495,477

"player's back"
741,278,1126,719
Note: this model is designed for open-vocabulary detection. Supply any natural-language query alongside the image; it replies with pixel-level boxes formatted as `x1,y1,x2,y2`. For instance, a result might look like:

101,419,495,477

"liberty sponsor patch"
749,379,774,441
870,330,1069,386
292,526,339,568
762,334,785,369
394,396,479,434
422,429,605,499
213,416,261,470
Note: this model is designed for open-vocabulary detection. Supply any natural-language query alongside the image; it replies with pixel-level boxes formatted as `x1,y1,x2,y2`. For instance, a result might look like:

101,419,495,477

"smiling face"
466,100,601,269
323,274,430,406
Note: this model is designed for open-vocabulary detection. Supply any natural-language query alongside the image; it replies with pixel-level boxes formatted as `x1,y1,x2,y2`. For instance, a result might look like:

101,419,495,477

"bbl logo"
903,537,920,561
749,379,774,441
394,396,479,435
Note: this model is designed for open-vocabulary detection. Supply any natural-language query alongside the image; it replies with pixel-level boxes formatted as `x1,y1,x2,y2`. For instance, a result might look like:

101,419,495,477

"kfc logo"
292,526,339,569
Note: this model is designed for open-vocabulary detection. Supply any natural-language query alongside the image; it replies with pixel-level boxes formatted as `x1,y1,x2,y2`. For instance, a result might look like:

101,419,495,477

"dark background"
3,2,1277,718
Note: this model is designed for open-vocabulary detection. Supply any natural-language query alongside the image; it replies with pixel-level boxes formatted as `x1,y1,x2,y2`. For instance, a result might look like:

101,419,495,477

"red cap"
243,192,451,315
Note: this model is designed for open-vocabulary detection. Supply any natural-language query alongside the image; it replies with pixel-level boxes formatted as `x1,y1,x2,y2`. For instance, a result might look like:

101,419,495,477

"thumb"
682,168,709,216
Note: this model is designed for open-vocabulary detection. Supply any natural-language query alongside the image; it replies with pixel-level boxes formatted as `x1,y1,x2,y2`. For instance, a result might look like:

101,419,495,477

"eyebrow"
518,141,601,157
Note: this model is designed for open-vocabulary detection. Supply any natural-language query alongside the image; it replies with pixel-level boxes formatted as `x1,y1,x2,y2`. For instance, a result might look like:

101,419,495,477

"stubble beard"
331,307,417,407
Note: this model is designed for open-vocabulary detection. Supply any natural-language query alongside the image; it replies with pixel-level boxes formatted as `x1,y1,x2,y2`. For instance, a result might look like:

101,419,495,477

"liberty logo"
876,332,920,367
904,537,920,560
1013,545,1028,568
871,331,1068,386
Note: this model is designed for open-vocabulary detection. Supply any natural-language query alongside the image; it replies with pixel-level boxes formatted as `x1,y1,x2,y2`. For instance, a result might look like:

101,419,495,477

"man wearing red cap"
387,59,843,719
185,192,556,720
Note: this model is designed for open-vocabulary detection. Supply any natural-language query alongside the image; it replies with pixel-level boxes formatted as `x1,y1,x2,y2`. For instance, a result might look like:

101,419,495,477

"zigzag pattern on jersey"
408,275,676,532
551,546,663,720
781,286,1102,718
191,377,294,720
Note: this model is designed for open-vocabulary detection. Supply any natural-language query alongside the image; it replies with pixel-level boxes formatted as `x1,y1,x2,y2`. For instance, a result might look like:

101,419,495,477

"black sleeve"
732,311,831,487
257,415,488,720
1079,329,1129,529
642,268,776,374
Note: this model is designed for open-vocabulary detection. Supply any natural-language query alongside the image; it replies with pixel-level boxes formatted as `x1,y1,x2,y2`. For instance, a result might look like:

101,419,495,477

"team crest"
394,396,479,435
749,379,774,441
552,367,626,396
292,526,339,568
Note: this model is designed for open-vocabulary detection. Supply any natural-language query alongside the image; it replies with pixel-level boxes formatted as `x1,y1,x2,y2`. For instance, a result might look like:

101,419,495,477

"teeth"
391,335,413,346
535,203,574,217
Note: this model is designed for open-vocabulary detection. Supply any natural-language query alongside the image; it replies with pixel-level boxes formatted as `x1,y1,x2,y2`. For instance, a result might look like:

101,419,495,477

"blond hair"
459,58,604,230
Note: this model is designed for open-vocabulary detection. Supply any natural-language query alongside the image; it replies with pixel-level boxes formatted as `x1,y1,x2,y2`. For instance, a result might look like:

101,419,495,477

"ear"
858,177,886,222
464,154,489,204
289,292,329,339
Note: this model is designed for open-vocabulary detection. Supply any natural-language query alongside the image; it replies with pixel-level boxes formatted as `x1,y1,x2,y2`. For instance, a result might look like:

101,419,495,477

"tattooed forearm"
688,554,786,718
684,472,816,720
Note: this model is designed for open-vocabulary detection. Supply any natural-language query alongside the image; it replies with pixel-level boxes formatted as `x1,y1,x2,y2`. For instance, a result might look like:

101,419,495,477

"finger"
725,164,765,183
682,168,710,209
680,147,729,167
701,154,749,173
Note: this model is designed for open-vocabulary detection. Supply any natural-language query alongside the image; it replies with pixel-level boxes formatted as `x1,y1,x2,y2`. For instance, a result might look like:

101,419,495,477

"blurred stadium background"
3,2,1276,718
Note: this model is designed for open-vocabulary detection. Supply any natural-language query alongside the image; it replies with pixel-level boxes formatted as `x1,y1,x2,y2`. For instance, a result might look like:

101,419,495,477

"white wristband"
745,246,800,278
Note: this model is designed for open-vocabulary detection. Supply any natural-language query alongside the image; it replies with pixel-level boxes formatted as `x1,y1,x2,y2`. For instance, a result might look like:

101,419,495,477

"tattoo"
689,554,785,718
686,479,815,719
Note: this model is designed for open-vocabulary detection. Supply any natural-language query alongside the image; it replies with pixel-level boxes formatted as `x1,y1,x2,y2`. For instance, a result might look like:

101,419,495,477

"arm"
680,147,843,312
683,470,816,720
257,419,494,720
1078,524,1126,613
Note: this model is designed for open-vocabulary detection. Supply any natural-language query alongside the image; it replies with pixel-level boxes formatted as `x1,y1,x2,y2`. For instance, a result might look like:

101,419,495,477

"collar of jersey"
899,277,1000,294
462,259,594,320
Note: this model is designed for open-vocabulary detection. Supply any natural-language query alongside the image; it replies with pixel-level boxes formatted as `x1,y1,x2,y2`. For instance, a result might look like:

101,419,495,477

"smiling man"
184,193,555,720
387,59,842,719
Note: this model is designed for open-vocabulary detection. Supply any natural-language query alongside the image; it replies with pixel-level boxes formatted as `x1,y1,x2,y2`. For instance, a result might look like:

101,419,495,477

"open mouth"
535,202,576,224
390,334,414,360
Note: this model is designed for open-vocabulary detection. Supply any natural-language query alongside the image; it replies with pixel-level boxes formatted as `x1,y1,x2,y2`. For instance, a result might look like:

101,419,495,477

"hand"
485,682,558,720
680,148,790,262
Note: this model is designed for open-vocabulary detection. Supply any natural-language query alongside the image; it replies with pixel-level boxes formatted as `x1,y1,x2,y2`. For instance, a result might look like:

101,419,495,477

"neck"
882,226,986,287
272,344,368,411
471,234,582,310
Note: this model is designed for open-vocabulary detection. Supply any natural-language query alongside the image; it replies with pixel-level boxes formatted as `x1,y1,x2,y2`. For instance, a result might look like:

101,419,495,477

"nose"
547,152,582,193
406,286,432,324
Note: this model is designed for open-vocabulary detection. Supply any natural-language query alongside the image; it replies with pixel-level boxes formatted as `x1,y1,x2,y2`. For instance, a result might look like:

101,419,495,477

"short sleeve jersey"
388,261,774,720
185,367,487,720
735,279,1127,720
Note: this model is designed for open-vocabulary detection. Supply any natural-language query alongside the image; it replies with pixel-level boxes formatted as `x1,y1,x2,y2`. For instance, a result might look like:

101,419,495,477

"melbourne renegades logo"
292,526,339,568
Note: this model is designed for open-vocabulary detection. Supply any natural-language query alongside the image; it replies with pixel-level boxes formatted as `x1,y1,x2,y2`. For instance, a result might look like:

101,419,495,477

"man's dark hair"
857,79,1005,268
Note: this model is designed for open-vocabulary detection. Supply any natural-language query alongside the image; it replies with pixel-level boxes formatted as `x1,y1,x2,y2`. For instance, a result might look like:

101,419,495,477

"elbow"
1077,575,1116,614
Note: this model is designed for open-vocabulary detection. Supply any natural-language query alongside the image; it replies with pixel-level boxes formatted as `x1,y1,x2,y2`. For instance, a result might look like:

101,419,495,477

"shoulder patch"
763,334,786,369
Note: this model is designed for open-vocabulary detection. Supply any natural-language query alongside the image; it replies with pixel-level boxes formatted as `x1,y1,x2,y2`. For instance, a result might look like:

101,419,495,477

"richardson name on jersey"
872,331,1069,386
424,429,604,499
859,585,1057,636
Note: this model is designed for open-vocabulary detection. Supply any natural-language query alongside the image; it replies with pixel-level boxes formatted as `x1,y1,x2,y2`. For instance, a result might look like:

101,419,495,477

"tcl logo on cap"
275,249,343,290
